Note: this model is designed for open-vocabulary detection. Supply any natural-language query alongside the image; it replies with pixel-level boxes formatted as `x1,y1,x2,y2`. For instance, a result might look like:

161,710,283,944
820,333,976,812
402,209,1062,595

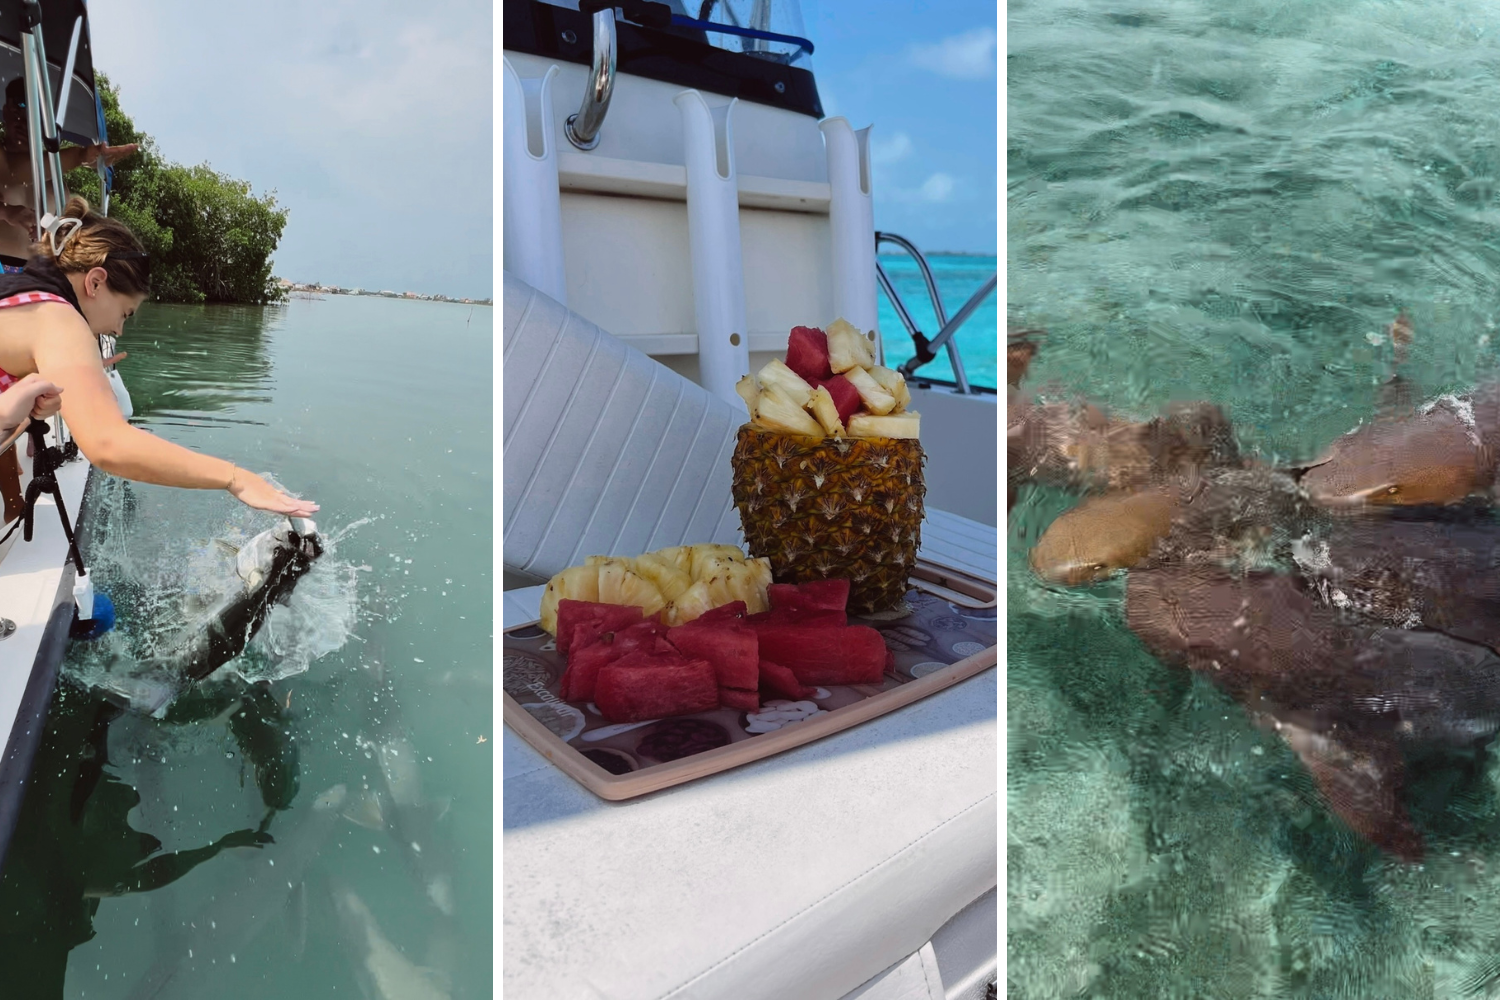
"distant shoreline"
276,280,492,306
877,251,996,259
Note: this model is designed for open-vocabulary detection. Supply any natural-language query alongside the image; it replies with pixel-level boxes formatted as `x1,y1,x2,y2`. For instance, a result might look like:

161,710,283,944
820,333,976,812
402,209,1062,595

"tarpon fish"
123,785,349,1000
328,880,454,1000
112,518,324,716
1126,566,1500,860
173,517,324,682
345,656,458,923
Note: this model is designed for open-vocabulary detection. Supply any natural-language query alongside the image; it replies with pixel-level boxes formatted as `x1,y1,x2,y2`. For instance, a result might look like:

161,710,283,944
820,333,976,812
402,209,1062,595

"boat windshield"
537,0,814,69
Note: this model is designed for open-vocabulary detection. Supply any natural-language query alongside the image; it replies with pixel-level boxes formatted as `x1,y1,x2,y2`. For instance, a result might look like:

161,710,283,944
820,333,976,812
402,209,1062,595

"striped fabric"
0,291,67,309
0,291,69,392
502,272,744,581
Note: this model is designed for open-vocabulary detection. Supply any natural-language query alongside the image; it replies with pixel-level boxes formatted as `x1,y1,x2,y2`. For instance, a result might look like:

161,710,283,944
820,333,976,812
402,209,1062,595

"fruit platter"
501,549,996,800
502,321,996,799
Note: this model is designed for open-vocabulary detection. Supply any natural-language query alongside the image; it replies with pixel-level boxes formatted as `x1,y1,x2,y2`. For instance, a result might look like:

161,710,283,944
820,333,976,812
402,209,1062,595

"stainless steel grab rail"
565,7,618,151
875,231,994,394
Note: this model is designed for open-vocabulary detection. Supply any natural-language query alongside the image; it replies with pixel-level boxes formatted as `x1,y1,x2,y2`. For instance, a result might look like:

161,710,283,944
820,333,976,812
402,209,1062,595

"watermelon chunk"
595,659,719,723
758,659,815,700
555,600,647,654
718,687,761,711
816,374,862,425
747,608,847,628
667,623,759,690
786,326,833,383
750,624,888,686
561,621,670,702
768,580,851,613
689,601,748,626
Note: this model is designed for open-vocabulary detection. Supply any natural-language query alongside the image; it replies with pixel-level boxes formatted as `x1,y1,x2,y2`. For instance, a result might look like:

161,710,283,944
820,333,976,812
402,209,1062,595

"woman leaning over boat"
0,195,317,516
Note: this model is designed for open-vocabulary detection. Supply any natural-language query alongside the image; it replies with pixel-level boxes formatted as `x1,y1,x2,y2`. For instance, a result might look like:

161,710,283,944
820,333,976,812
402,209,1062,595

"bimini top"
0,0,102,145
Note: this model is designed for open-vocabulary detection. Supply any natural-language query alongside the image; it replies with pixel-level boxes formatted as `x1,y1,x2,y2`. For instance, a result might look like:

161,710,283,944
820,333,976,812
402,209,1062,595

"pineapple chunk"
843,365,897,415
756,359,814,408
539,564,601,634
755,385,824,437
666,580,714,626
735,374,760,420
652,546,694,573
726,558,772,613
868,366,913,412
827,318,875,373
807,385,844,435
632,553,694,603
847,411,921,439
597,562,666,616
690,544,747,580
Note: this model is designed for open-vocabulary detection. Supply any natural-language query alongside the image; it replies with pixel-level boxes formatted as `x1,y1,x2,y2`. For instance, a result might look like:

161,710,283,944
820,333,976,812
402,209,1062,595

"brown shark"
1029,487,1179,585
1297,398,1492,507
1126,565,1500,861
1294,517,1500,653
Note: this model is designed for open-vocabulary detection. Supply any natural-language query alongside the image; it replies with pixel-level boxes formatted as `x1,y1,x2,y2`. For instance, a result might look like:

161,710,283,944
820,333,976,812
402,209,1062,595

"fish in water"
112,518,324,716
1030,463,1311,586
346,656,458,922
1029,488,1178,585
1296,396,1492,507
1126,566,1500,860
123,785,348,1000
1292,516,1500,653
1011,394,1240,503
173,517,324,682
1007,327,1041,387
328,880,453,1000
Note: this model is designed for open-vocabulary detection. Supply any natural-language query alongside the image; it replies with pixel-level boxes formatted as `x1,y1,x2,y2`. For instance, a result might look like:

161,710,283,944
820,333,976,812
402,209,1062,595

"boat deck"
0,455,87,863
502,509,997,1000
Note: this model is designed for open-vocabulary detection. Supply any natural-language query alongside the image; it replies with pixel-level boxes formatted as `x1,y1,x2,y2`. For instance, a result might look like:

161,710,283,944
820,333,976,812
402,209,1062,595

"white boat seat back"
503,273,744,582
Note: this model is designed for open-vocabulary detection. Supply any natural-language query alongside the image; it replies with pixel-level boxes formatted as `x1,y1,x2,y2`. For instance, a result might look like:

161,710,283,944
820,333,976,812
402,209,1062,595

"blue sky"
87,0,492,300
803,0,997,254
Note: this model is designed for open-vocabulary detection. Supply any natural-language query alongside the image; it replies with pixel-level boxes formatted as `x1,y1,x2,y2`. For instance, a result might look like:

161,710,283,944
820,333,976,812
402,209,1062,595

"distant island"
276,278,492,306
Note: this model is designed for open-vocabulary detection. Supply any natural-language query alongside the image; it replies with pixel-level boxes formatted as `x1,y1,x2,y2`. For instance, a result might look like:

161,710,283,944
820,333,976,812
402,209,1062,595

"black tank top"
0,256,83,315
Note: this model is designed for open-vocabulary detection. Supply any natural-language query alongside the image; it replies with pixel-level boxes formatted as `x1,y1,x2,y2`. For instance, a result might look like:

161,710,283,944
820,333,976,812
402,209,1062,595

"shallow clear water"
0,295,492,997
878,252,999,390
1010,0,1500,996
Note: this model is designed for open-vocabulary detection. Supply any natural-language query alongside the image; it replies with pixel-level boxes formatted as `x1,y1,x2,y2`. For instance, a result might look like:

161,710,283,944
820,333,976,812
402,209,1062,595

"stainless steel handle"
565,7,618,151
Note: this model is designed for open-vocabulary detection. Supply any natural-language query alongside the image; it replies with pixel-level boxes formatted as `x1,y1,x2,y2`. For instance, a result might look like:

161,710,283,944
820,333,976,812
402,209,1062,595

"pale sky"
88,0,493,299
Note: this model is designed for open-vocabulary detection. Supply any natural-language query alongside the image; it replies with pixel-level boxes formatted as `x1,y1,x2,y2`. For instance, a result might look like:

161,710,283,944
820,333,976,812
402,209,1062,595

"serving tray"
502,562,997,800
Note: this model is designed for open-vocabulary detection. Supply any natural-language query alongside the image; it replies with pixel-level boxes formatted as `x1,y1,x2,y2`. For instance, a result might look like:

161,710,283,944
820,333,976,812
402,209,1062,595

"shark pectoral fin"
1278,719,1423,861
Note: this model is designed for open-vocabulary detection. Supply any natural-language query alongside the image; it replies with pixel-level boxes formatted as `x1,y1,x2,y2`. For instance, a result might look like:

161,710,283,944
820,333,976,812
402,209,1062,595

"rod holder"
820,117,879,359
502,59,568,305
675,89,749,406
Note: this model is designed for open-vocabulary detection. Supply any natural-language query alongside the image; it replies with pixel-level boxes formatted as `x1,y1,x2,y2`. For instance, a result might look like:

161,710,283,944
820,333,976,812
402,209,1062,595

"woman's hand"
227,468,320,518
83,143,140,167
0,372,61,426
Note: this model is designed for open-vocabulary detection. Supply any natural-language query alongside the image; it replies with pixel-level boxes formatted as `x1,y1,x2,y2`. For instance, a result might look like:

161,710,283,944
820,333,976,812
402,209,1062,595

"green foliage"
64,74,288,304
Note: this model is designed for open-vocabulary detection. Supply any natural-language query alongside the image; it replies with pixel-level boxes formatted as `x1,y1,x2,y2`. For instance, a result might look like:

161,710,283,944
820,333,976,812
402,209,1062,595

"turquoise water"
1010,0,1500,996
878,253,998,390
0,296,492,997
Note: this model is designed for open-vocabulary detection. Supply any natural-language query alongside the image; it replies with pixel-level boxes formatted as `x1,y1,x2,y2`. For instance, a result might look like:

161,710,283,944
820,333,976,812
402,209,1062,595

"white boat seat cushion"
503,273,744,581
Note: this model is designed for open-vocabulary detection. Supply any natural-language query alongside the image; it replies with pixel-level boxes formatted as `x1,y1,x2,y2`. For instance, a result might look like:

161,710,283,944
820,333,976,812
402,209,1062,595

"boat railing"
875,231,997,395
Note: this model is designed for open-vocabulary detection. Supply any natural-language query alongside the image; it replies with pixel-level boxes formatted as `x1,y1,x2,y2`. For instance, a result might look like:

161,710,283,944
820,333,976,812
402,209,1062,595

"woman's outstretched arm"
30,304,318,516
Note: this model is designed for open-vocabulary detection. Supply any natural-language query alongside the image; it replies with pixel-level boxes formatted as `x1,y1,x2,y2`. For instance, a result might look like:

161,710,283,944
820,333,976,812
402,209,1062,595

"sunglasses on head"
106,250,149,282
